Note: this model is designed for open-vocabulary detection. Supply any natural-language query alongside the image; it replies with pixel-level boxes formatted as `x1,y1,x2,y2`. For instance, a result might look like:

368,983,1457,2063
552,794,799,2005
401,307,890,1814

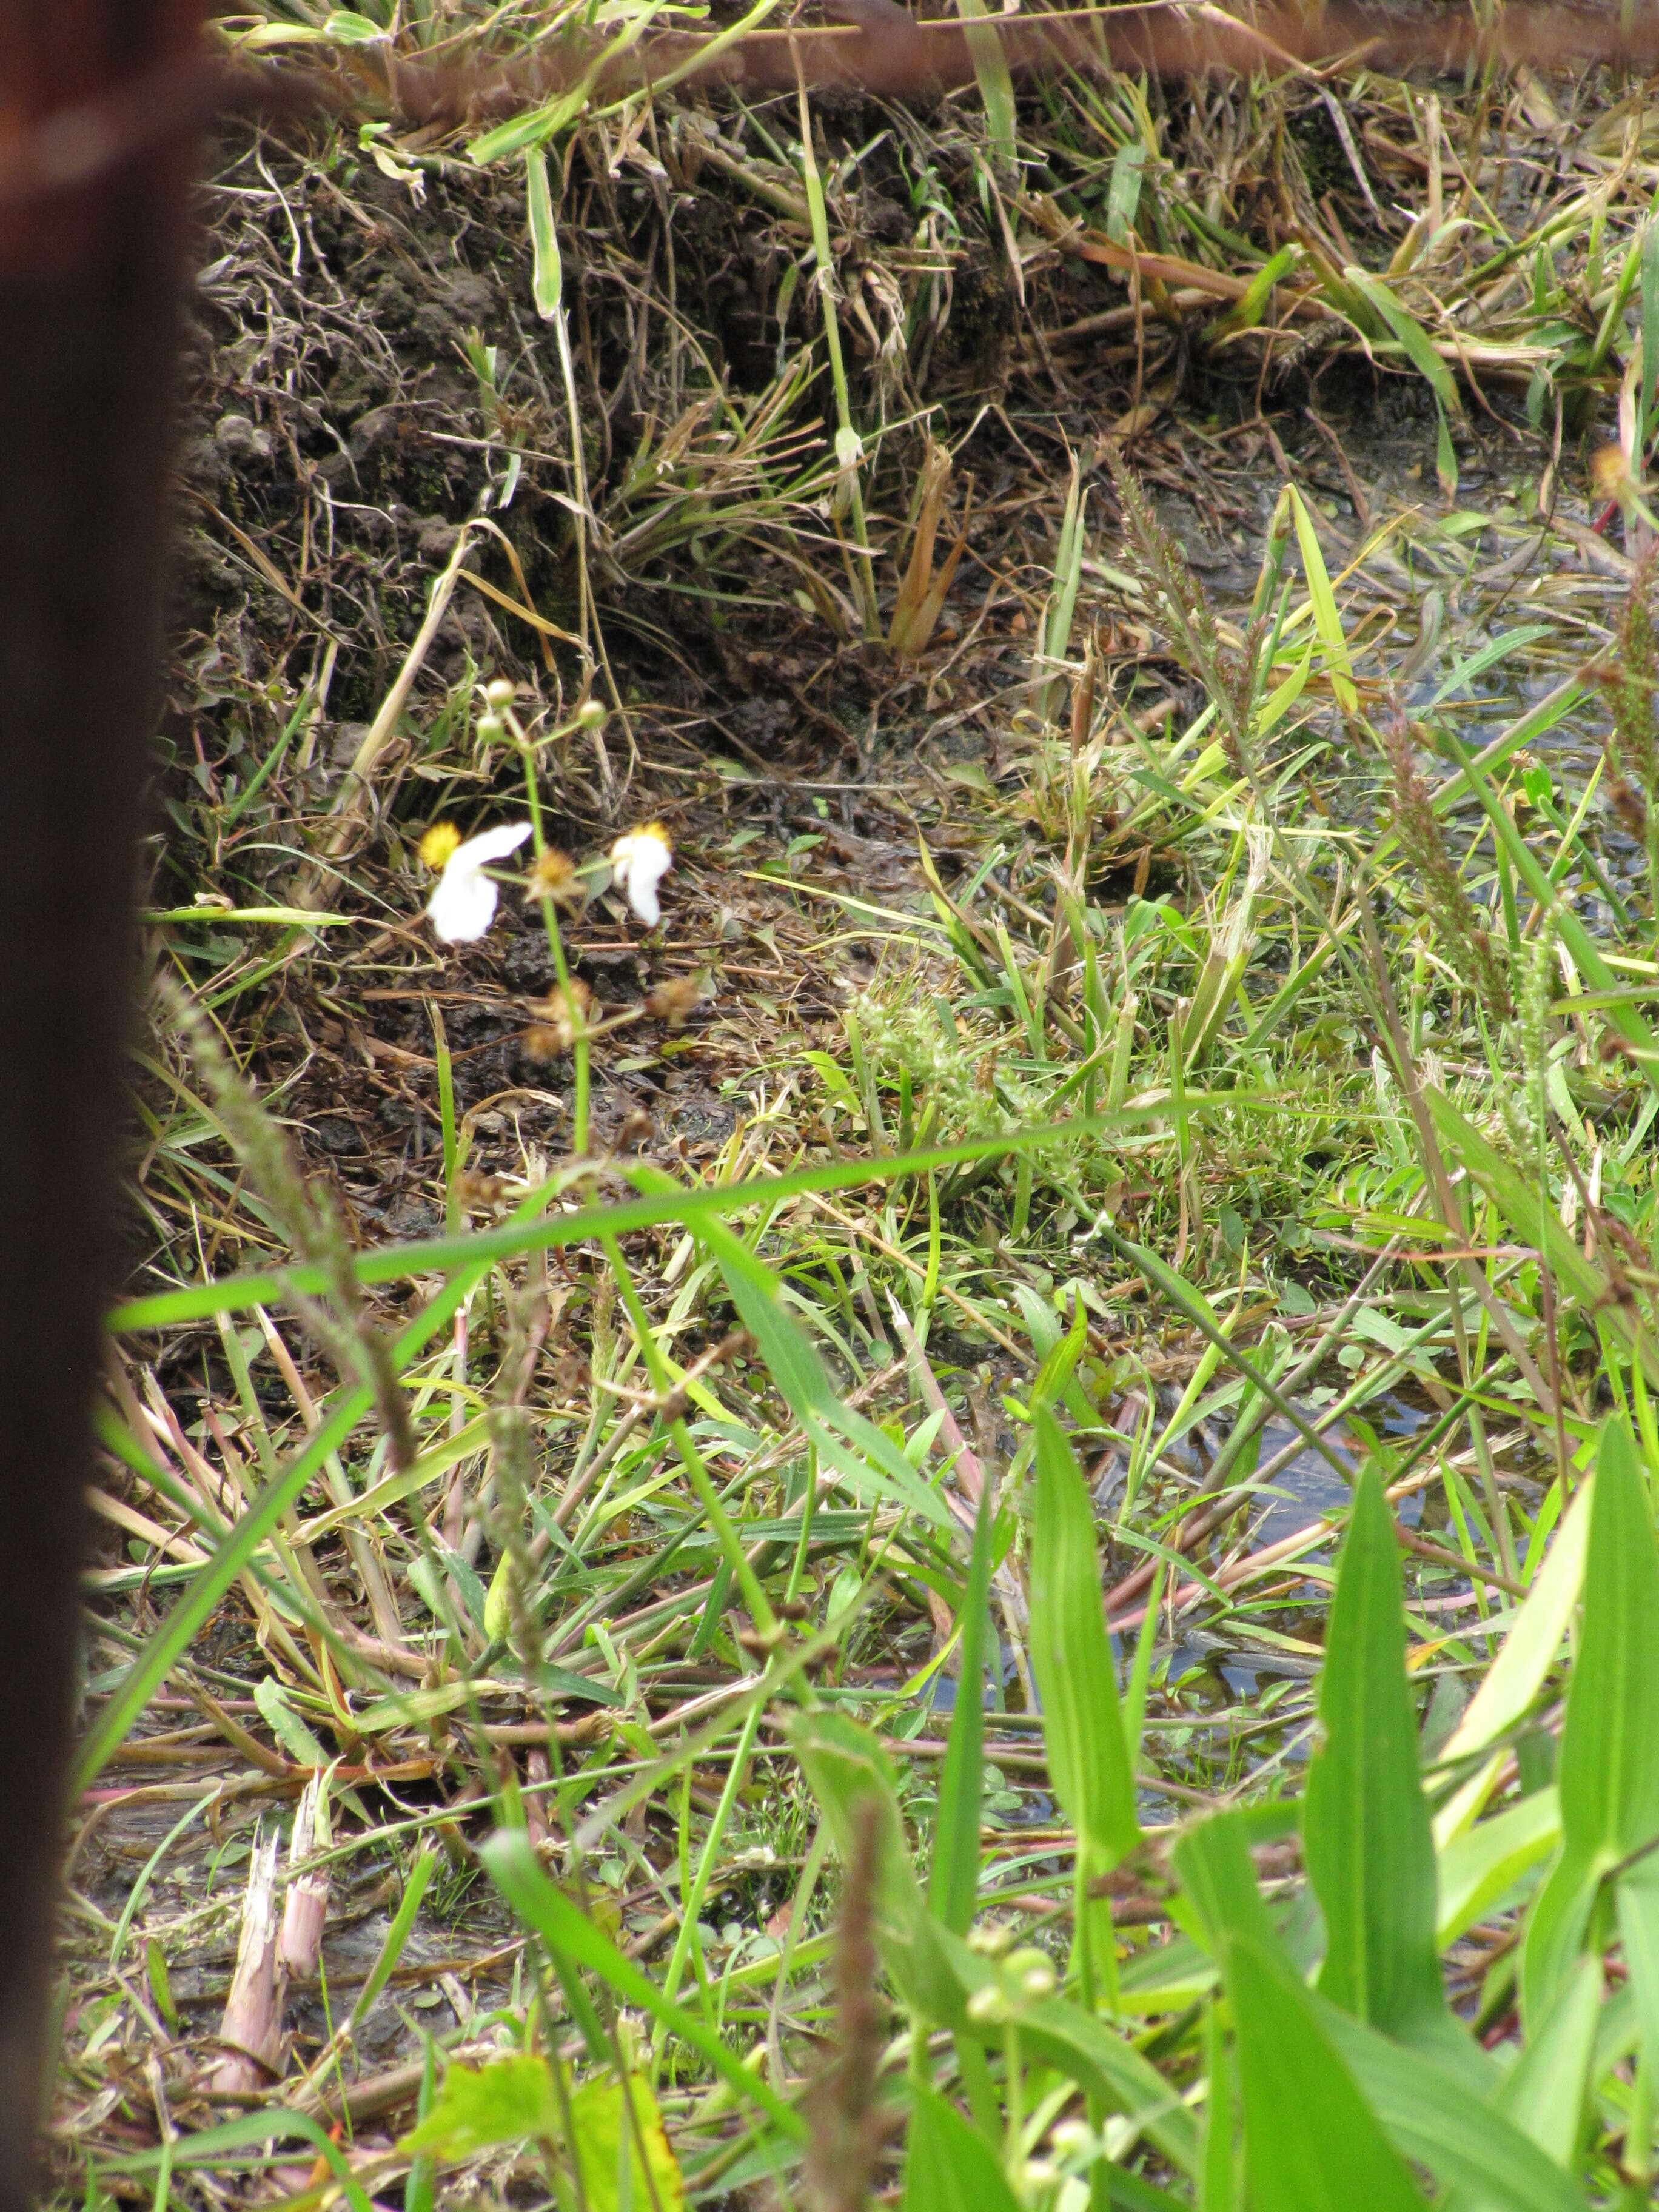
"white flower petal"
609,827,672,928
425,819,532,943
451,820,534,870
427,866,500,943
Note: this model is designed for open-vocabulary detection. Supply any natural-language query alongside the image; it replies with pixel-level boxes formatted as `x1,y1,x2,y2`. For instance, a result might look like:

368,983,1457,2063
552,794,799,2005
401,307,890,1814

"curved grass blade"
110,1099,1283,1333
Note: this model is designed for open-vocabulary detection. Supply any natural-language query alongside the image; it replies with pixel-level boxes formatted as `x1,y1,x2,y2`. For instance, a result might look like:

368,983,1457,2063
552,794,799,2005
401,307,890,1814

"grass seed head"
1382,716,1511,1025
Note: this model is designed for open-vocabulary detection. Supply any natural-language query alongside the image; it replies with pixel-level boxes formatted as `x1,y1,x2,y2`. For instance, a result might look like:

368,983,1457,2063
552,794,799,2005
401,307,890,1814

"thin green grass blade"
72,1261,482,1791
930,1483,991,1935
352,1846,439,2030
1437,728,1659,1085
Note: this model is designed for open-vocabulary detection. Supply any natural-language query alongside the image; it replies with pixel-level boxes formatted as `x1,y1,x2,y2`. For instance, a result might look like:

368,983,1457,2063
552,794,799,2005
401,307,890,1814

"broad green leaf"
1524,1419,1659,2020
1230,1935,1426,2212
1201,1999,1236,2212
401,2060,686,2212
1104,139,1147,244
1170,1811,1278,1960
788,1706,925,1942
1489,1954,1600,2170
483,1549,513,1643
400,2055,560,2158
1437,1788,1561,1947
930,1484,991,1934
1617,1849,1659,2088
480,1831,806,2141
253,1675,330,1768
1304,1465,1447,2043
560,2074,686,2212
1029,1408,1139,1995
1321,2008,1584,2212
468,85,592,164
1257,635,1314,734
956,5,1017,175
324,9,389,39
786,1706,964,2023
902,2085,1021,2212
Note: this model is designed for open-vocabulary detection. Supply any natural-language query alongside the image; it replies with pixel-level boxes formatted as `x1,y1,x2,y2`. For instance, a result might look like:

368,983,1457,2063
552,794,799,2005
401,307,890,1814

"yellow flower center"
419,821,463,871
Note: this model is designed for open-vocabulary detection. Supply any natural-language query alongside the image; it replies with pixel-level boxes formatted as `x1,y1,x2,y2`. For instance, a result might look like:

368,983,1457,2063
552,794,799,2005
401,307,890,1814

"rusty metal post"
0,5,200,2202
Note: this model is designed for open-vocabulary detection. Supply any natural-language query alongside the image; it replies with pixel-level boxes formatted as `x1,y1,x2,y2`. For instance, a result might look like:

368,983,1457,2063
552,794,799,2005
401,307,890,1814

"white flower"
425,820,532,942
609,823,673,928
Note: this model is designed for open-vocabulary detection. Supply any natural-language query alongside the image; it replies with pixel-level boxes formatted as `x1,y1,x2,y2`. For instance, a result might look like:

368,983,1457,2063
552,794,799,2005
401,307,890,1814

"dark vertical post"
0,5,199,2202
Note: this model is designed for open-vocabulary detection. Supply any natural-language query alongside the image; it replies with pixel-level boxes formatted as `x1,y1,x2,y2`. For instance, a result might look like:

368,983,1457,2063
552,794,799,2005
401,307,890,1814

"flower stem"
515,729,589,1154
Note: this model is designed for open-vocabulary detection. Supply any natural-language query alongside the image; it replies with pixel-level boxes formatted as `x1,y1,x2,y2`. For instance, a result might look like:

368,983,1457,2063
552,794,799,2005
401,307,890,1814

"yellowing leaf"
561,2075,686,2212
400,2058,685,2212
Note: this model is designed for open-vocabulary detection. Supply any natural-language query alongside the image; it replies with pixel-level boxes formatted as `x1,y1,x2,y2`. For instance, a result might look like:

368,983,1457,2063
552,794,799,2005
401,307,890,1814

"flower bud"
967,1922,1013,1959
1008,1946,1056,1999
475,712,504,743
965,1983,1008,2027
484,677,515,708
576,697,607,731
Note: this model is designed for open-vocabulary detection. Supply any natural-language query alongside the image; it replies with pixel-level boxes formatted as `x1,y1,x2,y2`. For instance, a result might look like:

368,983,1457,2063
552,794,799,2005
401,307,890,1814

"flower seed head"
643,975,703,1027
526,846,578,903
